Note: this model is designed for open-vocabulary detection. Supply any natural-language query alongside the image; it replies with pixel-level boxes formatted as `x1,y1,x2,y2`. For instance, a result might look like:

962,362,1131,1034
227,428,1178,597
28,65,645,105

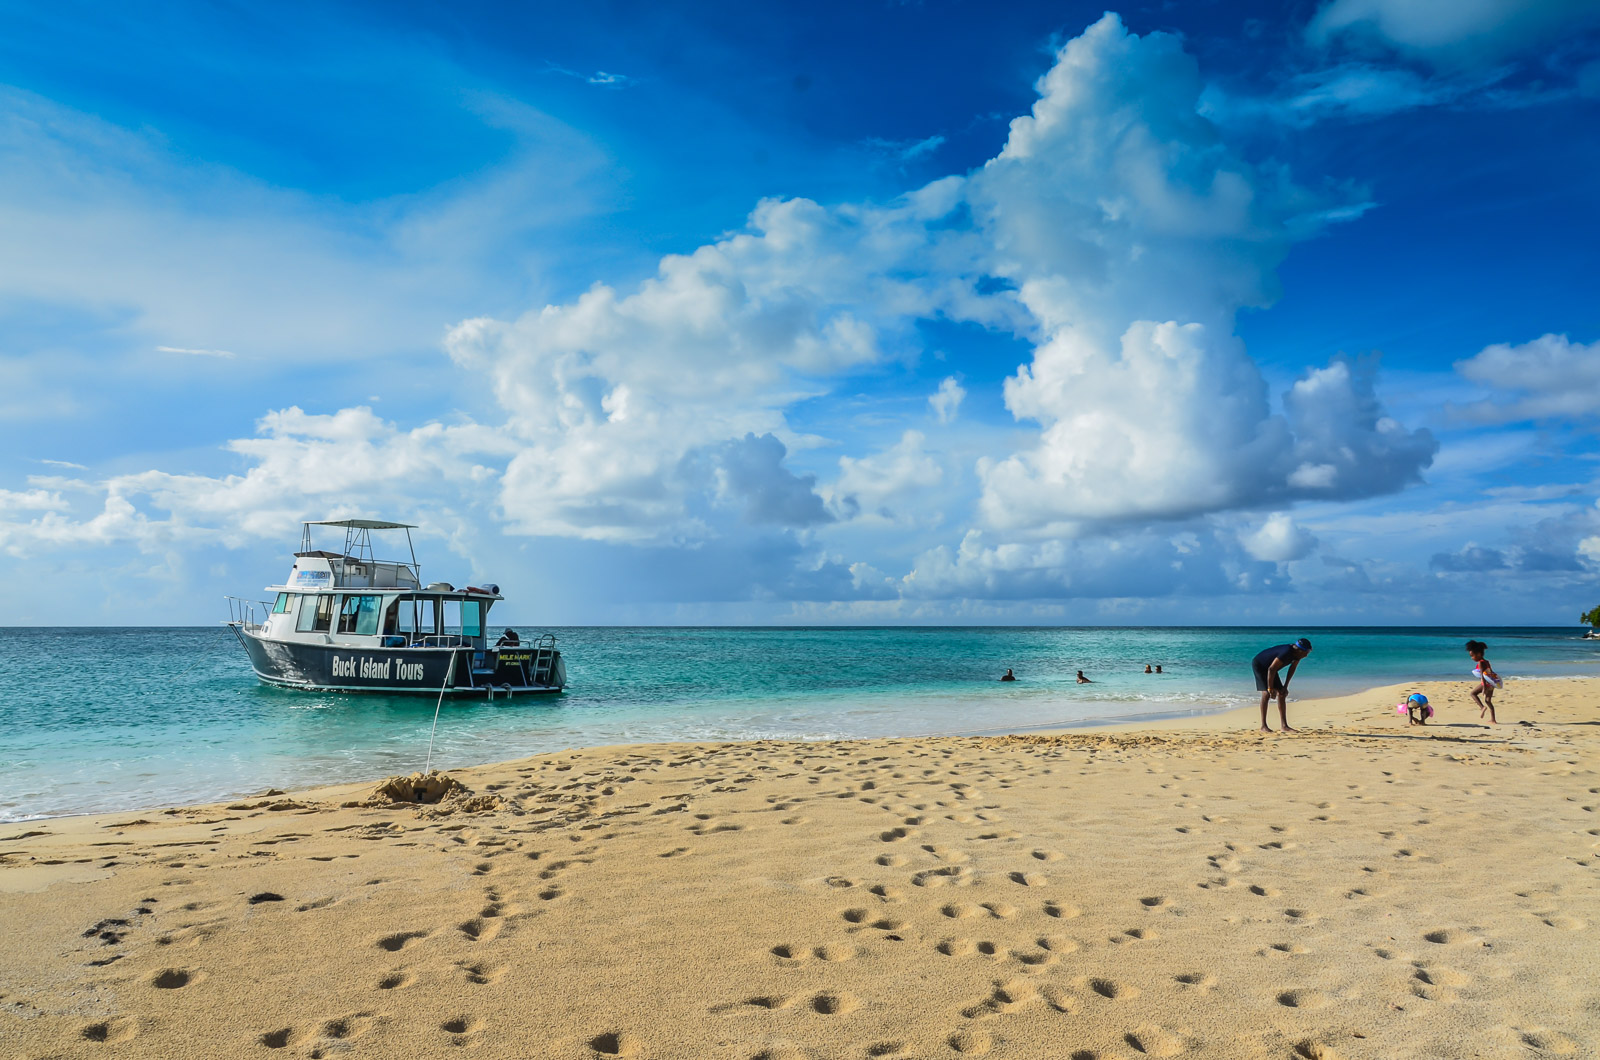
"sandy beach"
3,676,1596,1059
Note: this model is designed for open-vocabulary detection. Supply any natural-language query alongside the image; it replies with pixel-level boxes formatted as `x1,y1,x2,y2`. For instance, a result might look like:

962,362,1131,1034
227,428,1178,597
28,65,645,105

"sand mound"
367,770,465,804
359,771,502,816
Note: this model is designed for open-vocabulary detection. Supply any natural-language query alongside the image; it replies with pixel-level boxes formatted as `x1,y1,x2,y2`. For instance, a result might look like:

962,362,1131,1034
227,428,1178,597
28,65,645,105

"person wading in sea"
1253,638,1312,733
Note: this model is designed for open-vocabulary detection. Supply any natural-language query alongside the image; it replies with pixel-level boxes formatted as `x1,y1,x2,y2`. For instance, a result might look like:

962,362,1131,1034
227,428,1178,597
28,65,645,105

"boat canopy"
307,519,417,530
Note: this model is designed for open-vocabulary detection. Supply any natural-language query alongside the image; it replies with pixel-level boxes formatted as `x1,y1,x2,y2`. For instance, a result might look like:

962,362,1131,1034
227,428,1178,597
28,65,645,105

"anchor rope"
423,649,458,774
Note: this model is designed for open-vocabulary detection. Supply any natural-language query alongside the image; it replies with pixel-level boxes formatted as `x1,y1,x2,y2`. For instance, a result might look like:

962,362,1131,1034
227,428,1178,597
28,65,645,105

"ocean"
1,626,1593,821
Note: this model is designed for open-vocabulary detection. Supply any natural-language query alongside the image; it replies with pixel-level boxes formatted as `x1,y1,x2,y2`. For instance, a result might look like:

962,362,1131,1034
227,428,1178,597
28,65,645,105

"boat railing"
416,634,469,649
224,596,269,644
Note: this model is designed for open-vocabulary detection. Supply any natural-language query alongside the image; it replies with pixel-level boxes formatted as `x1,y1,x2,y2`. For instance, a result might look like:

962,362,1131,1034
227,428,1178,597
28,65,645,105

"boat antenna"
423,651,459,773
406,527,419,588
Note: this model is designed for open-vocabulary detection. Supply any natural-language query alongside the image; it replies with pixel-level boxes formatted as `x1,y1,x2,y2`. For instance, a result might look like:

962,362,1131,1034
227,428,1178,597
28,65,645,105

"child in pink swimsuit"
1465,640,1500,724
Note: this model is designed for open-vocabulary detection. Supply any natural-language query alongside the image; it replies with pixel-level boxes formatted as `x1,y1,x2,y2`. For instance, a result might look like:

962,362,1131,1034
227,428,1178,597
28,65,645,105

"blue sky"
2,0,1598,626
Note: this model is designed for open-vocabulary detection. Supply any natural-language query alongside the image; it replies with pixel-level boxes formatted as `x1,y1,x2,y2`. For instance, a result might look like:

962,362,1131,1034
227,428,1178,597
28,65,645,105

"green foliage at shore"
1584,606,1600,628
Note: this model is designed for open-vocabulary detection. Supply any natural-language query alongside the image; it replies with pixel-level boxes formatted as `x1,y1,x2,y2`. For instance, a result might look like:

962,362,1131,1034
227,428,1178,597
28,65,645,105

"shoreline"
2,673,1593,1057
3,675,1559,825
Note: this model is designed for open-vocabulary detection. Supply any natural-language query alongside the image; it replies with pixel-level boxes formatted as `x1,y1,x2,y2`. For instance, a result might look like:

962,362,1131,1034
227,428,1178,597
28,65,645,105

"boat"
225,519,566,696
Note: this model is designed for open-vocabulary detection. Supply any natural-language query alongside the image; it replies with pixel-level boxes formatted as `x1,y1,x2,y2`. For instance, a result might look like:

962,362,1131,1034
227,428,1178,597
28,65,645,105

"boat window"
395,597,436,635
460,600,482,638
272,592,293,614
297,594,335,633
338,595,382,636
443,599,461,635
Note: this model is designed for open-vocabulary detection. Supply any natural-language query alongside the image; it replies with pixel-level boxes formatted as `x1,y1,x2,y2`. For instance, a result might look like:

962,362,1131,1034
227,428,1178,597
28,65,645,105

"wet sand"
2,677,1596,1058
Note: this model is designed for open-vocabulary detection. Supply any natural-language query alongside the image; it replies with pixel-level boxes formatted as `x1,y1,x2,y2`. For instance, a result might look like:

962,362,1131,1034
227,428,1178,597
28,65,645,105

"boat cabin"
258,519,502,651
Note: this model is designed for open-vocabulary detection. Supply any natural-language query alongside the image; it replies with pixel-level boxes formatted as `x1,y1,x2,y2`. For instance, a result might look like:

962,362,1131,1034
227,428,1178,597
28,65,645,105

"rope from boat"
423,650,459,773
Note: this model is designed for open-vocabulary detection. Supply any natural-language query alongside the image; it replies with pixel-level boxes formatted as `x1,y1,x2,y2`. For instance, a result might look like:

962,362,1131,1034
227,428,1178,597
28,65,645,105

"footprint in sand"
376,930,428,952
922,844,969,863
1422,928,1478,945
1292,1040,1346,1060
260,1027,298,1049
948,1029,993,1055
1518,1028,1579,1055
441,1015,482,1046
588,1031,644,1056
1276,989,1331,1009
378,971,414,989
1009,871,1047,887
1138,895,1167,908
1044,901,1081,919
1248,885,1279,897
1124,1025,1184,1057
149,968,199,989
1174,971,1216,990
1088,978,1139,1000
876,854,907,867
770,943,807,961
965,977,1038,1017
318,1014,374,1042
458,917,503,942
1040,984,1078,1013
982,902,1018,919
809,993,860,1015
1541,915,1586,930
1033,849,1064,862
938,938,976,957
82,1017,138,1043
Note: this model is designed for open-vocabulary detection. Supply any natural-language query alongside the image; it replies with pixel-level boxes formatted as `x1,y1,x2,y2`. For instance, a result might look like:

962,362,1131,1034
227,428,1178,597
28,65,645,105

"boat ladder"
530,634,558,685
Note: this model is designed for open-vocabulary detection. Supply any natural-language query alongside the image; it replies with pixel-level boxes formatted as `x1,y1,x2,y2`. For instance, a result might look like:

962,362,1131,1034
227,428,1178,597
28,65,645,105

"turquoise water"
1,626,1593,820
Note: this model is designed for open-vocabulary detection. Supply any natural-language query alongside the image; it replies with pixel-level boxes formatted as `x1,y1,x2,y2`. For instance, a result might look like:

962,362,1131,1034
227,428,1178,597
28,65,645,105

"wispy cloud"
157,345,235,358
862,134,946,163
39,458,87,470
544,62,636,88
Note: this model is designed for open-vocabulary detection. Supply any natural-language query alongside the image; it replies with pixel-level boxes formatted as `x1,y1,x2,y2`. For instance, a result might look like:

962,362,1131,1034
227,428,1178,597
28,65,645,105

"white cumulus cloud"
929,376,966,424
1241,513,1319,562
1452,333,1600,423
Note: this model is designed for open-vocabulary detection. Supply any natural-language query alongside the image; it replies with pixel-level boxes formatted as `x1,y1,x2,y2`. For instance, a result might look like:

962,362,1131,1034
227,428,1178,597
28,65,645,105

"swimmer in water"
1076,670,1091,684
1000,668,1016,682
